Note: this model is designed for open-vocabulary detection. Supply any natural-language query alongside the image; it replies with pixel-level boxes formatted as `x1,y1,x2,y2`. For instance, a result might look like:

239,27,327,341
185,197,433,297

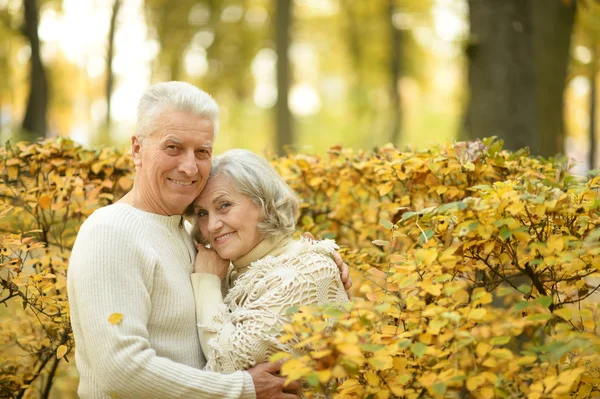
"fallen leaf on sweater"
108,313,123,325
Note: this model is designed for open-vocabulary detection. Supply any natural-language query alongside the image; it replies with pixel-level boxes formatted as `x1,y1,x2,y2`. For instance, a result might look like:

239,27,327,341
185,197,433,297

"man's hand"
194,244,229,280
248,361,301,399
303,232,353,296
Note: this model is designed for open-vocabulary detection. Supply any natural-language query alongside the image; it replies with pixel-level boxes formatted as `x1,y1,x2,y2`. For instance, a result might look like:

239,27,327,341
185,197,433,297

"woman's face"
193,175,264,261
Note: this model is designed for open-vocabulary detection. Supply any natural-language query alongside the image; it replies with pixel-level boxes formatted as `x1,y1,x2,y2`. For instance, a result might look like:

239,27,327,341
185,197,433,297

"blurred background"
0,0,598,171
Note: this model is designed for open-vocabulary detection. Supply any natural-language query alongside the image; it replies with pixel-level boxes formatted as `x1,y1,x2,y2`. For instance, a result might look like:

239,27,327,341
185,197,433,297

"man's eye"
196,149,210,158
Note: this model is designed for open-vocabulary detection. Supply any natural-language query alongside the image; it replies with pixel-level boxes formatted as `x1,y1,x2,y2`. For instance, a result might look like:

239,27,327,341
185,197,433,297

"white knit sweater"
67,203,255,399
191,237,349,373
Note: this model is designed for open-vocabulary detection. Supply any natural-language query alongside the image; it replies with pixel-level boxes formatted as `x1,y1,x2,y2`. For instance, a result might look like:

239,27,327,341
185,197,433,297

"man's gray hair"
137,81,220,141
192,149,299,243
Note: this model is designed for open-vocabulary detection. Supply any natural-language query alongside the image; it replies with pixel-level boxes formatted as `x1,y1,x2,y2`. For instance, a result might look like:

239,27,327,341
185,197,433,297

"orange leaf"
38,194,52,210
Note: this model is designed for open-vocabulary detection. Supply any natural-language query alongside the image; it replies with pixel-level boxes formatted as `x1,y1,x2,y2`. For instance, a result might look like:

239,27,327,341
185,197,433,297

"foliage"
271,138,600,398
1,137,600,398
0,138,132,398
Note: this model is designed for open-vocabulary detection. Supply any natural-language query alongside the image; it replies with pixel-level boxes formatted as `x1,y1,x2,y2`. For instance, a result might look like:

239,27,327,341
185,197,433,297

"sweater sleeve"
67,219,255,399
191,273,225,358
197,252,347,373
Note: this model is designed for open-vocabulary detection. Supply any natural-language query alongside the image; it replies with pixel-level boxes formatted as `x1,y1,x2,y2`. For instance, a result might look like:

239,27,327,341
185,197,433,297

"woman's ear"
131,136,143,168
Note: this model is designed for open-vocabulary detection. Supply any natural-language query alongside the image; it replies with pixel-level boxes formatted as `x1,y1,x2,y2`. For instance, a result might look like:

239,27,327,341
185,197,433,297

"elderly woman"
190,149,348,373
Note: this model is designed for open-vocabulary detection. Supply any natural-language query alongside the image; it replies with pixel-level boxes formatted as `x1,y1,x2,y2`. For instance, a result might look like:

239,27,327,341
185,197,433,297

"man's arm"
68,218,255,399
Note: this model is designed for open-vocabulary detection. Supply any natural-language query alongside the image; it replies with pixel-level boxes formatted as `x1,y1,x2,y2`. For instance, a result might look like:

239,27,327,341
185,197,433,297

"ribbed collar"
231,235,293,281
114,203,184,230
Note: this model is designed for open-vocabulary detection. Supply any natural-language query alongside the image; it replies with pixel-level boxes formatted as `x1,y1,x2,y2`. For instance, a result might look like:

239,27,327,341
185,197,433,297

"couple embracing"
67,81,350,399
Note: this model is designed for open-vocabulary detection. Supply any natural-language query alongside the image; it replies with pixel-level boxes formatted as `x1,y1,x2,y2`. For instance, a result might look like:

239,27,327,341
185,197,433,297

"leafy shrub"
0,137,598,398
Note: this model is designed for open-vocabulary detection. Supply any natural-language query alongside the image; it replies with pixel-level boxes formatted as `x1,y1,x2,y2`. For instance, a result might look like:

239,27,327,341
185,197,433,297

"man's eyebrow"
163,137,183,145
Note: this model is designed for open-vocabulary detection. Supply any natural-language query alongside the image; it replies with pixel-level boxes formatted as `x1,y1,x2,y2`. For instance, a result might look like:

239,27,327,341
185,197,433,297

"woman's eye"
196,210,207,217
219,202,231,210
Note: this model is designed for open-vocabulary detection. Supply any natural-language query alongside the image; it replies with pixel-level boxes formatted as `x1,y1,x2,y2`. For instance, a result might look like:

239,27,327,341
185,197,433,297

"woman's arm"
192,245,230,355
192,251,347,373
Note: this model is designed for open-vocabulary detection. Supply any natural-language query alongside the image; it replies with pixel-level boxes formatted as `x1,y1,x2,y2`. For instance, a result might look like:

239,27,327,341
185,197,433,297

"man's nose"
179,151,198,176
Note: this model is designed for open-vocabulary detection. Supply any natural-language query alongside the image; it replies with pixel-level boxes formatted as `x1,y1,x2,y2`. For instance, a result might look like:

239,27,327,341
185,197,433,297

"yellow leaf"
8,165,19,180
466,374,485,391
468,308,487,321
378,182,394,196
553,307,572,321
368,355,393,371
482,357,497,368
56,345,68,359
337,343,363,357
38,194,52,210
489,348,513,360
452,289,470,304
476,342,491,357
422,283,441,297
517,355,537,365
317,369,332,383
118,176,133,191
547,234,564,253
108,313,124,325
479,387,495,399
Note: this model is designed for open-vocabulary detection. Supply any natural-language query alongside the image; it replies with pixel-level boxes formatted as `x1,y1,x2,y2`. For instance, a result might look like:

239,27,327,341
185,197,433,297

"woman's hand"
194,244,230,281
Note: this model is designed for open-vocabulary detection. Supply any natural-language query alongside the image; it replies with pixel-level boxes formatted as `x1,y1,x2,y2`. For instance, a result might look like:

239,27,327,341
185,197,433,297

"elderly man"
67,81,350,399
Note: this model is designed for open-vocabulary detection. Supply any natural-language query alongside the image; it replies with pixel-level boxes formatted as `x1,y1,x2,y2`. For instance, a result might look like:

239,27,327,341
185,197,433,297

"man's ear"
131,136,143,169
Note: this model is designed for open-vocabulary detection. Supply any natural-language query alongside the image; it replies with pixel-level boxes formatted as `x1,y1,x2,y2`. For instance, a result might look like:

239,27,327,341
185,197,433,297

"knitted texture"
197,238,349,373
67,203,255,399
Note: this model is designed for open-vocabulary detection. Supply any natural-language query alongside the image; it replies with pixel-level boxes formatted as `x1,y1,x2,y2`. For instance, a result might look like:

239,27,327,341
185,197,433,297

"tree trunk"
22,0,48,142
590,46,597,170
465,0,576,157
531,0,576,157
105,0,121,129
387,0,402,146
275,0,293,155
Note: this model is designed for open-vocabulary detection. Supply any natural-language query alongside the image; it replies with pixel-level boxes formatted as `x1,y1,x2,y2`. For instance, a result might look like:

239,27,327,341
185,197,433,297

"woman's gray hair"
136,81,219,141
191,149,299,243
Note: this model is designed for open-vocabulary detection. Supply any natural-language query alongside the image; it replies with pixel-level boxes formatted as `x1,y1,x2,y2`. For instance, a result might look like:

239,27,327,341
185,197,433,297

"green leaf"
499,227,513,240
360,344,386,353
535,295,553,308
285,305,299,315
323,307,345,318
431,382,447,395
401,211,417,221
410,342,428,358
513,301,531,312
490,336,511,346
517,284,531,295
379,217,394,230
526,313,553,322
305,372,320,387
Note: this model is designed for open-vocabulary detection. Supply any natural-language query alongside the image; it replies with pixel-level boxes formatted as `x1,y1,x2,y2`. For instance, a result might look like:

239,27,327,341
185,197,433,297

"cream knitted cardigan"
191,237,349,373
67,203,255,399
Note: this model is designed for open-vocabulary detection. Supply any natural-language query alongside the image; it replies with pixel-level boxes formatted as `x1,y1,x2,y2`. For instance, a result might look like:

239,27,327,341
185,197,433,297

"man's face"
132,109,214,215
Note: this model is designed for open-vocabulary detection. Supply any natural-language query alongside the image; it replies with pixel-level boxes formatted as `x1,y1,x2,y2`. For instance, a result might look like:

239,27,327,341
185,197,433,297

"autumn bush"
1,137,599,398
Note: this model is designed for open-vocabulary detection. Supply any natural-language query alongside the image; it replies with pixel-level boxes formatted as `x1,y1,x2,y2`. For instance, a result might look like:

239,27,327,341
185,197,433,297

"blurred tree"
275,0,292,155
105,0,121,130
464,0,576,157
144,0,199,81
571,0,600,169
387,0,402,145
22,0,48,141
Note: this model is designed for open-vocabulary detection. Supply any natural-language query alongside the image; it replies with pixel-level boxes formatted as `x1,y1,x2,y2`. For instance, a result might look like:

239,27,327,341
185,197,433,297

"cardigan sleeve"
192,251,348,373
68,218,255,399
